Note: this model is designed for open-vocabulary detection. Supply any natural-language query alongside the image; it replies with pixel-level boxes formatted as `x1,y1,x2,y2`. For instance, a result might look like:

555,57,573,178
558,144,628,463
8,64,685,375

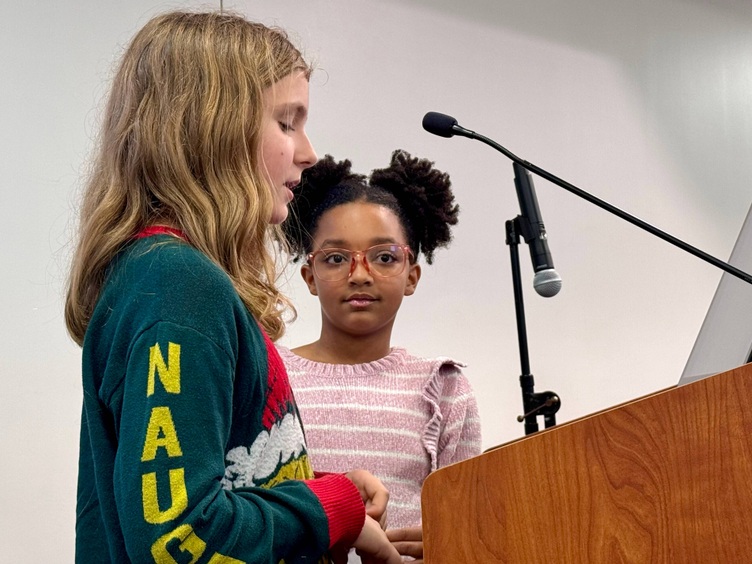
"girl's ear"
301,263,318,296
404,263,421,296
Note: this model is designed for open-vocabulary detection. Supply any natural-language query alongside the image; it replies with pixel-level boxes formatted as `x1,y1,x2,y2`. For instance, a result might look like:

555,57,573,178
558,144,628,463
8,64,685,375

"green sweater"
76,235,364,563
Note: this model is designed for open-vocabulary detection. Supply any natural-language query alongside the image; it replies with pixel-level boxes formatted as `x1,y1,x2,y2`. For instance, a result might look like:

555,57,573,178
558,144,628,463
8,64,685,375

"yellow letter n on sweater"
142,342,187,524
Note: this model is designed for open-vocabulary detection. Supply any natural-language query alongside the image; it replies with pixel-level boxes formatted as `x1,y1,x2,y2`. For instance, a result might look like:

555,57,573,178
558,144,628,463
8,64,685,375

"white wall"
2,0,751,559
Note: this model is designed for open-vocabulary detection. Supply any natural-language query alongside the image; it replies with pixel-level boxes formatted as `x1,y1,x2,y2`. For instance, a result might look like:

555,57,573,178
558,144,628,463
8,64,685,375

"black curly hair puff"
282,150,459,265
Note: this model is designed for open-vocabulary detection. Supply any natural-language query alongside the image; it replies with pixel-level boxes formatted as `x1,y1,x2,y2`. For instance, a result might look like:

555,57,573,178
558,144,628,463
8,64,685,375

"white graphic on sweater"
221,412,306,489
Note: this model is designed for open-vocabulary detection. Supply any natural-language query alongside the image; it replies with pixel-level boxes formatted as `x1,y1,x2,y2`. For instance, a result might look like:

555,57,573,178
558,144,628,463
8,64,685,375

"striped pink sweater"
279,346,482,529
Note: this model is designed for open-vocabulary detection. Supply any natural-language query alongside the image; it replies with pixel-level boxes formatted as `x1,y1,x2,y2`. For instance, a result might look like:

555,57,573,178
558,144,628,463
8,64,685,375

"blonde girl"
66,11,400,563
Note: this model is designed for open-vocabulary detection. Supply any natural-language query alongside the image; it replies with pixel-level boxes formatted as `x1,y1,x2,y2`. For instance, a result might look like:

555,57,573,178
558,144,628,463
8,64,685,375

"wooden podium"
421,363,752,562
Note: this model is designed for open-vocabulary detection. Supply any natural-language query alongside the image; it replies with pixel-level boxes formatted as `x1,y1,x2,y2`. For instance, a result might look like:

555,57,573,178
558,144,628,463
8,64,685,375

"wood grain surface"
421,364,752,563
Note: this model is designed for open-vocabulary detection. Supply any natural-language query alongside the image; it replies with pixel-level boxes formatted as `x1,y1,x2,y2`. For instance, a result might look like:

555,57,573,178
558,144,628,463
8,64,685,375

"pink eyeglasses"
307,243,413,281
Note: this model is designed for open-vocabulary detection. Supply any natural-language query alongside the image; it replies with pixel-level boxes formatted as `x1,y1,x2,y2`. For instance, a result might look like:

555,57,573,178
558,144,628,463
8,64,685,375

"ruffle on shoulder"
421,358,466,472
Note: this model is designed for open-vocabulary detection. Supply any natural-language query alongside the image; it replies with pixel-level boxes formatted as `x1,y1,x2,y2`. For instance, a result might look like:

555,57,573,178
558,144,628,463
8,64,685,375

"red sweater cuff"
304,474,365,548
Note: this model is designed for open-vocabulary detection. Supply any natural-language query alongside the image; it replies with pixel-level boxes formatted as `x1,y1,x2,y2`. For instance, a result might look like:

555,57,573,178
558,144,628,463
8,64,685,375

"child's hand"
352,516,403,563
387,526,423,562
345,469,389,529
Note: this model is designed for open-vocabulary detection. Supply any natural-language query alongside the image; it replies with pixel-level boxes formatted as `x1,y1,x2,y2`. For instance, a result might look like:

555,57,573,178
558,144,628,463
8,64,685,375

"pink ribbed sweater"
279,346,482,529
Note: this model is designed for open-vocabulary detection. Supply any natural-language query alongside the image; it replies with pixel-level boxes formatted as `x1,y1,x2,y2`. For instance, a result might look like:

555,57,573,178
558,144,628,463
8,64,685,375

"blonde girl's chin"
269,202,290,225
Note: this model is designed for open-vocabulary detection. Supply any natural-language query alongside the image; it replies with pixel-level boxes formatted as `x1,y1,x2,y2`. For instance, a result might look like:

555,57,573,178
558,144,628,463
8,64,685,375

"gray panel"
680,203,752,385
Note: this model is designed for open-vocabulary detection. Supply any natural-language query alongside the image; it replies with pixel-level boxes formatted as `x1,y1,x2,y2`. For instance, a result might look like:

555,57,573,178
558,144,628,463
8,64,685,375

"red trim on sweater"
134,226,188,241
259,329,297,430
304,474,365,549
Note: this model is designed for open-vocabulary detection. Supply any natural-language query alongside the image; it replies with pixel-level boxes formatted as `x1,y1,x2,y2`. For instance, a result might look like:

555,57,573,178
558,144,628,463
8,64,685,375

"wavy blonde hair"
65,11,309,345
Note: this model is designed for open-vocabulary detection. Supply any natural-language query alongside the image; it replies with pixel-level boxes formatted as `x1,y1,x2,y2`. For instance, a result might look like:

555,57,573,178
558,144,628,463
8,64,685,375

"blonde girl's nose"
296,131,317,168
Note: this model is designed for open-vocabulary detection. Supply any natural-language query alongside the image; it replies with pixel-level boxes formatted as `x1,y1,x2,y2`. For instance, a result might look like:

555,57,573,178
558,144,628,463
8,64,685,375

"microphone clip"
515,214,546,246
517,388,561,424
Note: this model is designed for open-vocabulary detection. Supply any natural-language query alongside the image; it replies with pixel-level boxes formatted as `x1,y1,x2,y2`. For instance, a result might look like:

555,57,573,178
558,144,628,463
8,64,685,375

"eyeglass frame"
306,243,415,281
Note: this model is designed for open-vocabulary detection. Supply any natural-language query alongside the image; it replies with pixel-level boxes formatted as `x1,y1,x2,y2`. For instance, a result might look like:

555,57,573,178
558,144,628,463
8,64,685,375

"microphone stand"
483,129,752,434
423,111,752,434
506,212,561,435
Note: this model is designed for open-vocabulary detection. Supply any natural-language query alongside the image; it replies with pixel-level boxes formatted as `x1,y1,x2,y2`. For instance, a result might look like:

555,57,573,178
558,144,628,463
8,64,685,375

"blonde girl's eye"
278,121,294,133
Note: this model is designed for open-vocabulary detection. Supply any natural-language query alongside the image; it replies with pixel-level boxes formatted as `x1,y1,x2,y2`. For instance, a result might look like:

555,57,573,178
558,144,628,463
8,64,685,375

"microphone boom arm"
456,125,752,285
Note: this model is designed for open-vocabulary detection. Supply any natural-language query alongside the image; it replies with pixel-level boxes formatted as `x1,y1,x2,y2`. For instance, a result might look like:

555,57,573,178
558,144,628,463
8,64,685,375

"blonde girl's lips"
284,181,299,201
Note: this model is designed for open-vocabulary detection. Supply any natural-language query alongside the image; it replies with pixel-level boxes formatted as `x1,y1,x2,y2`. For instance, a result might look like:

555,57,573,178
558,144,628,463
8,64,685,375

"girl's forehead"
263,71,310,112
314,202,406,244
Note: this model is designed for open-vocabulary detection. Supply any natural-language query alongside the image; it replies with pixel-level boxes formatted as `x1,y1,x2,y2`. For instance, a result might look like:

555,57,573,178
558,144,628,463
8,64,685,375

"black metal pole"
506,218,561,435
506,219,537,435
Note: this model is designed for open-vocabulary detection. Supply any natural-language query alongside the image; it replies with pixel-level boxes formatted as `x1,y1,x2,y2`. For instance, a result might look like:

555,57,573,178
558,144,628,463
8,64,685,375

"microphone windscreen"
422,112,457,138
533,269,562,298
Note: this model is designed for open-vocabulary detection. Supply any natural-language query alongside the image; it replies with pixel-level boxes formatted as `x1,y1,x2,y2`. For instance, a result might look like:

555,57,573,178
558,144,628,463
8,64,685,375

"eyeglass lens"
313,244,407,281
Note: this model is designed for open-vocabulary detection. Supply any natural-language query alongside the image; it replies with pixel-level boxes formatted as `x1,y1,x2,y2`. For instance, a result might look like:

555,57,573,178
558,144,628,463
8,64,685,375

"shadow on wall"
399,0,752,223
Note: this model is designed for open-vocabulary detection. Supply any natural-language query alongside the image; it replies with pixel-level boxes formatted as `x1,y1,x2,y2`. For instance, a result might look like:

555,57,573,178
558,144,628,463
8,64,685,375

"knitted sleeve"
109,322,362,561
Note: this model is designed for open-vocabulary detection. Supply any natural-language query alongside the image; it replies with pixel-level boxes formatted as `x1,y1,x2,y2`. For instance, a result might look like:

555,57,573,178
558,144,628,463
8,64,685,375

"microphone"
422,111,475,139
423,111,562,297
513,162,562,297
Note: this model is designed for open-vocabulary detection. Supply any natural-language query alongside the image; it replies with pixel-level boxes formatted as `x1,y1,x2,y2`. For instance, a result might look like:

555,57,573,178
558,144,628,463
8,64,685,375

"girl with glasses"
65,11,401,563
280,150,482,561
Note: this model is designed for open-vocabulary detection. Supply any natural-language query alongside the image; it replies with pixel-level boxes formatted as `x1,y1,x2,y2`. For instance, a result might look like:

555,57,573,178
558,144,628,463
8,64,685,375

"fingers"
384,526,423,560
375,507,388,531
346,469,390,526
348,469,390,506
365,489,389,521
356,548,404,564
386,526,422,543
391,540,423,559
351,515,403,564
